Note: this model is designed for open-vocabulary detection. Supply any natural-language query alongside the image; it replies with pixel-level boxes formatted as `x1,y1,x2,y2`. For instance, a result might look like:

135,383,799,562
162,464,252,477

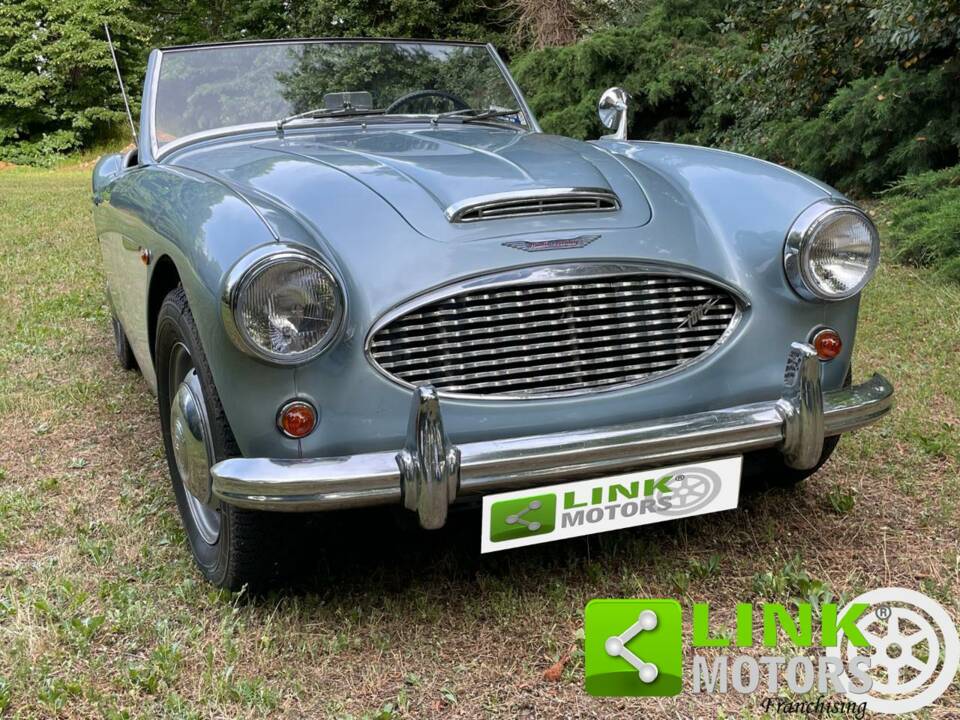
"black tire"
743,434,842,488
155,286,304,590
743,366,852,488
111,314,138,371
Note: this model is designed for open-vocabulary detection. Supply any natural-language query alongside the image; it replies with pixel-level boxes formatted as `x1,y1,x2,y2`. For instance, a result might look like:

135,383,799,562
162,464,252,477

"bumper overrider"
210,343,893,529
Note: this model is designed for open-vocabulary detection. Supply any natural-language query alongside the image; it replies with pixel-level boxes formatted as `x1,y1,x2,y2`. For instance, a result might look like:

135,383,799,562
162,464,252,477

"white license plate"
480,456,742,553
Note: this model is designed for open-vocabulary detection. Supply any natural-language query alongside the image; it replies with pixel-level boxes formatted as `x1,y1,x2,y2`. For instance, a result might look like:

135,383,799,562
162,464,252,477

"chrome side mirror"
598,87,630,141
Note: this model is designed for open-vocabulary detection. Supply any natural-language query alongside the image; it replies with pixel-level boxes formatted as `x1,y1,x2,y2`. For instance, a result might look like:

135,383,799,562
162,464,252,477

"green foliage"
0,0,515,165
882,165,960,281
514,0,960,194
0,0,149,164
826,484,857,515
722,0,960,117
137,0,291,46
752,555,835,610
4,0,960,227
512,0,734,141
291,0,513,49
741,60,960,193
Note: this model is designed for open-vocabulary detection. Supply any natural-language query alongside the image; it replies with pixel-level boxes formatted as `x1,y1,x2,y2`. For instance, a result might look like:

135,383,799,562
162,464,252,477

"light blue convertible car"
93,38,893,588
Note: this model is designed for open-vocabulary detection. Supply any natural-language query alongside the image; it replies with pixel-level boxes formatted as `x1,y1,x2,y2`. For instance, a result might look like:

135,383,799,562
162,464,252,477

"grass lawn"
0,167,958,718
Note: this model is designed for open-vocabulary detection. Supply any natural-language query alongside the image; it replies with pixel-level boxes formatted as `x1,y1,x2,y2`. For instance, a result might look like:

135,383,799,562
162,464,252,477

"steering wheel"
385,89,470,114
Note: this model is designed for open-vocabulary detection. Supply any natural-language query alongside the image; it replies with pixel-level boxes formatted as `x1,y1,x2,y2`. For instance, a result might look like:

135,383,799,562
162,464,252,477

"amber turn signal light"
812,328,842,361
277,400,317,438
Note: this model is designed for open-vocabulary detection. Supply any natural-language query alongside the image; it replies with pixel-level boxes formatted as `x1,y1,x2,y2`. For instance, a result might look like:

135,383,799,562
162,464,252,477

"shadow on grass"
248,474,805,606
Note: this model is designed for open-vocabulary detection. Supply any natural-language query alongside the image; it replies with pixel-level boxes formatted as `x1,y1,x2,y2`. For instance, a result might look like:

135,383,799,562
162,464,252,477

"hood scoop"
445,187,621,223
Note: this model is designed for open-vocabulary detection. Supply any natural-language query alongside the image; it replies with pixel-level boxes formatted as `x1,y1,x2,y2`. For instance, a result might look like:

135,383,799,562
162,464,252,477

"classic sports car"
93,38,893,588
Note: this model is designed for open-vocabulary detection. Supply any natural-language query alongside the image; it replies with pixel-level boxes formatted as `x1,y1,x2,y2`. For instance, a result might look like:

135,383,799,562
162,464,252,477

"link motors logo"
584,588,960,715
479,457,742,553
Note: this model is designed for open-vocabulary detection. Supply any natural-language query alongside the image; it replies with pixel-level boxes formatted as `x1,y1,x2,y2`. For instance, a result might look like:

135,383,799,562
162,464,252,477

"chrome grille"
447,188,619,223
368,267,741,398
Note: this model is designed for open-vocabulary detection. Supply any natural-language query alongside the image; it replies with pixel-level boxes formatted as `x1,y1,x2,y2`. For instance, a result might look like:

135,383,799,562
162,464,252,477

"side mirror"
92,152,124,197
598,87,630,141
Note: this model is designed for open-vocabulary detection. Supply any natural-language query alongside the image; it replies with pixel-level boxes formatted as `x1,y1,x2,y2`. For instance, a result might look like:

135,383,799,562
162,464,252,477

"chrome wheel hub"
170,363,220,545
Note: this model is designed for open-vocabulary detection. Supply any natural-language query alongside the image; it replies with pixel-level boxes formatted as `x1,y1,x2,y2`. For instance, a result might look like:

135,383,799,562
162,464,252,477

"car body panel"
92,42,863,463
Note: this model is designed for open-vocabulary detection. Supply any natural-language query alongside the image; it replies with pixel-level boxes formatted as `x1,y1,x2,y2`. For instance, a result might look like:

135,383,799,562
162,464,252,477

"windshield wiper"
430,108,523,126
276,106,385,138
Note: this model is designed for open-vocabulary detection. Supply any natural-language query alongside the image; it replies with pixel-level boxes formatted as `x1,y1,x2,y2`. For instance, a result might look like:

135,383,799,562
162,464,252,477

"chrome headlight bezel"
221,245,345,365
784,198,880,301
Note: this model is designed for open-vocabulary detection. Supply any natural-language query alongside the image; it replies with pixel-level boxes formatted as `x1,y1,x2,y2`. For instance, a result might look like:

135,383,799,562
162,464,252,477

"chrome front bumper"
211,343,893,528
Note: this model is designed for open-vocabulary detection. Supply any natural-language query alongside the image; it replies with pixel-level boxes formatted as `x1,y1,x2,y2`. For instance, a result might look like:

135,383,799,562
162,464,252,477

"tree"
288,0,514,51
0,0,149,163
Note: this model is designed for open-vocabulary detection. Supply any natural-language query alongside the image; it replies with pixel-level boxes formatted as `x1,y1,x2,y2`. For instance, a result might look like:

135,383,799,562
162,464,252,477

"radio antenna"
104,23,138,147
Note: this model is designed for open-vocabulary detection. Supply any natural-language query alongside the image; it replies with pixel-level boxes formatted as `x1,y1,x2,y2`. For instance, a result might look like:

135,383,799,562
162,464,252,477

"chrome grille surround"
445,188,620,223
366,263,747,400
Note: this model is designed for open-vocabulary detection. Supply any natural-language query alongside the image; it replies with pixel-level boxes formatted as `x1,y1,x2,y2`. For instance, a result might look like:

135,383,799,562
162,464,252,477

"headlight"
222,247,344,364
784,199,880,301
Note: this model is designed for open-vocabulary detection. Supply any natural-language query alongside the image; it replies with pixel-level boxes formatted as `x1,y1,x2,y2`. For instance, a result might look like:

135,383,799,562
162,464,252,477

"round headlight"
784,200,880,301
223,248,344,364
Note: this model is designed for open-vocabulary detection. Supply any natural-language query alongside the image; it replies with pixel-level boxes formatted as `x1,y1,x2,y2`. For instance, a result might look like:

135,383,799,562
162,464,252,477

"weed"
826,485,857,515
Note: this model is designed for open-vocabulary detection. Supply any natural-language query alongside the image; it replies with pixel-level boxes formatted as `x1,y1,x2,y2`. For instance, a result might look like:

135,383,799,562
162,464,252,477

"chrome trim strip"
147,49,163,163
783,198,881,301
160,37,492,52
210,366,894,514
486,42,541,134
445,187,620,223
363,261,749,400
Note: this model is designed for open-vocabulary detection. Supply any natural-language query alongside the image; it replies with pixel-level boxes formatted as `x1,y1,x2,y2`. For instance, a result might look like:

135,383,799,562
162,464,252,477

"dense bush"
882,166,960,282
514,0,960,194
736,60,960,193
512,0,737,141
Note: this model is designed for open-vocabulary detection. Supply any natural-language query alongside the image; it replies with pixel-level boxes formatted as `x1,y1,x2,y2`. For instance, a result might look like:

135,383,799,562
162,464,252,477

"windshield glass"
153,41,528,148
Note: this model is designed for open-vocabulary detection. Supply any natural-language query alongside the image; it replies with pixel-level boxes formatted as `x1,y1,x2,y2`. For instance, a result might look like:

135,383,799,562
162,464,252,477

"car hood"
170,125,652,241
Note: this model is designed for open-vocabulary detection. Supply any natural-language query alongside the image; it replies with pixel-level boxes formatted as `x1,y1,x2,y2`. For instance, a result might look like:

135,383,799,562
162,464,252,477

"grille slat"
392,287,723,324
437,352,710,393
396,343,716,383
378,332,726,372
368,270,739,398
371,316,732,352
374,301,734,344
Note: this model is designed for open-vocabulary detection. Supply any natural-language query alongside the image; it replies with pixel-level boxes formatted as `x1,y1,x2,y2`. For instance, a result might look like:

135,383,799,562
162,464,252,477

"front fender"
593,139,859,388
104,164,303,458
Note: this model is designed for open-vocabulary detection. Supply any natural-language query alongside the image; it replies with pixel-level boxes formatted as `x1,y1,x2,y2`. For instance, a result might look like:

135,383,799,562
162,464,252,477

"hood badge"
503,234,600,253
677,296,721,330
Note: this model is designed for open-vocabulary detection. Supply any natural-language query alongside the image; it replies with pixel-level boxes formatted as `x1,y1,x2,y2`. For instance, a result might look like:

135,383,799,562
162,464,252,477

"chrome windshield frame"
146,38,541,162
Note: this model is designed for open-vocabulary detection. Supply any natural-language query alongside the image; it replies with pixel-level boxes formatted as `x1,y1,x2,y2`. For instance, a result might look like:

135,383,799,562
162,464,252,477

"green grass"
0,167,958,718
